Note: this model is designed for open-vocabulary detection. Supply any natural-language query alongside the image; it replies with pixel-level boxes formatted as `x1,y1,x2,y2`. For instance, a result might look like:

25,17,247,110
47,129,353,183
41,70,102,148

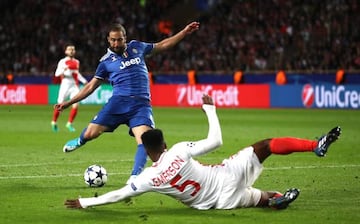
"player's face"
65,46,76,57
108,31,126,54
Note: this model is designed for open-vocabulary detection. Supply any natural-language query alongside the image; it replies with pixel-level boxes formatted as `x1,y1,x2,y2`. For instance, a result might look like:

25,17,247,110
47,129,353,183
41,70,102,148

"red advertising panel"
0,85,48,104
151,84,270,108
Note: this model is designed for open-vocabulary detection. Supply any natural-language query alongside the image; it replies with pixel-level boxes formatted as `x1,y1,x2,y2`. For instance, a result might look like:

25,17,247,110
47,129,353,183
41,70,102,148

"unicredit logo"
0,86,26,103
177,85,239,106
315,85,360,108
302,84,314,108
302,84,360,109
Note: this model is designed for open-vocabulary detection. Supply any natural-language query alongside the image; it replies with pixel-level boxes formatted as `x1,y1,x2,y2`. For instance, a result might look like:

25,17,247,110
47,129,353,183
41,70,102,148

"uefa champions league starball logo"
302,84,314,108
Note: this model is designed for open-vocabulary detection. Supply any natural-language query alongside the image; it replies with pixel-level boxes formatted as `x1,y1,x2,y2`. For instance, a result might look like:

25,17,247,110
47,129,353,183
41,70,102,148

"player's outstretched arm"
153,21,200,53
190,94,222,157
77,72,88,85
65,185,141,209
54,77,102,111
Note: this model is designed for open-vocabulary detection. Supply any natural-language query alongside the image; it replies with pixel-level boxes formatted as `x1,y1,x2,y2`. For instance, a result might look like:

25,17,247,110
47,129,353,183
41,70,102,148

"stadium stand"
0,0,359,81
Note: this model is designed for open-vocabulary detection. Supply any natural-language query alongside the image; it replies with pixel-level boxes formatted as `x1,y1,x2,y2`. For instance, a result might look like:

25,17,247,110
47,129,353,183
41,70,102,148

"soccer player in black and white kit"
65,94,341,210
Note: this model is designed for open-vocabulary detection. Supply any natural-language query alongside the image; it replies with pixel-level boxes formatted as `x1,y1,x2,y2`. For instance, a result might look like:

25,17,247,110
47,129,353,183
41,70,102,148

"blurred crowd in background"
0,0,359,77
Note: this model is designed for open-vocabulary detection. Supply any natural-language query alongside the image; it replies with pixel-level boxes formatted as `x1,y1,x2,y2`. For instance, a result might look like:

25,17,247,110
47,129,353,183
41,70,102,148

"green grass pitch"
0,105,359,224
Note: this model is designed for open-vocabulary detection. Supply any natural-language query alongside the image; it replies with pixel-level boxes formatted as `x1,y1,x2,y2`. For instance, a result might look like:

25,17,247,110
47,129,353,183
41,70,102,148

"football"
84,164,108,187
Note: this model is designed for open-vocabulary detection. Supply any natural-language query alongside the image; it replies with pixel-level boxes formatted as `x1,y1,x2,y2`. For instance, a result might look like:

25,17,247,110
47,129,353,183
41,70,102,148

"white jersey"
55,56,87,86
55,56,87,103
79,105,263,210
133,143,234,209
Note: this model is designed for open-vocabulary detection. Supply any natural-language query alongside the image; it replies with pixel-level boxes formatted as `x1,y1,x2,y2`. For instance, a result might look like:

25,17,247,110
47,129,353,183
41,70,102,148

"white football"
84,164,108,187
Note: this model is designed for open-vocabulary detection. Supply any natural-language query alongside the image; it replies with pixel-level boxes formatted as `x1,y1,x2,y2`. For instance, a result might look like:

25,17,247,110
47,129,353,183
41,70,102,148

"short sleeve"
94,61,107,80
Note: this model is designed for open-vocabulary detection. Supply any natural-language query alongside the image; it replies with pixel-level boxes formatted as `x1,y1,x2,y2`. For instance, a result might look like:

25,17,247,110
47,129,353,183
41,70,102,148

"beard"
110,46,126,54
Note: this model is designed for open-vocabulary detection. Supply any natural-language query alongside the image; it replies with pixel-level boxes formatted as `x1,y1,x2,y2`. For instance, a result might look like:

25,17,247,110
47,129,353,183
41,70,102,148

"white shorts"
215,146,263,209
57,83,80,103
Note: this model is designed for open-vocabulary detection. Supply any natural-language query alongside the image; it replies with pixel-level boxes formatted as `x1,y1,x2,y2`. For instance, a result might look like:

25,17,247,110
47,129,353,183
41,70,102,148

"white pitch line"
0,159,133,168
0,164,359,180
0,172,128,180
265,164,360,170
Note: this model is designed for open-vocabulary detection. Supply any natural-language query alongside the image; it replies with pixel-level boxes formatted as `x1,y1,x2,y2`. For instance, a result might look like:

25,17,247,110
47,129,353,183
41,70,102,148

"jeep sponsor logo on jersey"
119,57,141,69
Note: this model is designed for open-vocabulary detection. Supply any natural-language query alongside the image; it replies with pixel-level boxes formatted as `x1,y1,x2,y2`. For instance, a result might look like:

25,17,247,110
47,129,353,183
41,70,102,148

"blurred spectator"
0,72,14,84
6,73,14,84
158,19,173,36
0,74,8,84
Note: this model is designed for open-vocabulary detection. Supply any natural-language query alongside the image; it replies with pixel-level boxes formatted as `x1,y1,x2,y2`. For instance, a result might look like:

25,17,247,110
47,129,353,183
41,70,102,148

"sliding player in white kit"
51,44,88,132
65,95,341,210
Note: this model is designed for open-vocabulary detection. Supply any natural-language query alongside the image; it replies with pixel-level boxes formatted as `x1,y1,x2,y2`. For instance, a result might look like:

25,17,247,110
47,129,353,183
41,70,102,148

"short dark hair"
108,23,126,36
141,129,164,152
64,43,75,50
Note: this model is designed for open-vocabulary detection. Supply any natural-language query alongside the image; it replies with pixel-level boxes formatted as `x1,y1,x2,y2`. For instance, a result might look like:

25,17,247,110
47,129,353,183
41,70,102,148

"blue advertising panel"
270,84,303,108
270,84,360,109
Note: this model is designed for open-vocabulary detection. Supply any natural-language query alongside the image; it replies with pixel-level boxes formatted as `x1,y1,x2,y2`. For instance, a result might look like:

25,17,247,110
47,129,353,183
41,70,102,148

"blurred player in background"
55,21,200,183
51,44,88,132
64,94,341,210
